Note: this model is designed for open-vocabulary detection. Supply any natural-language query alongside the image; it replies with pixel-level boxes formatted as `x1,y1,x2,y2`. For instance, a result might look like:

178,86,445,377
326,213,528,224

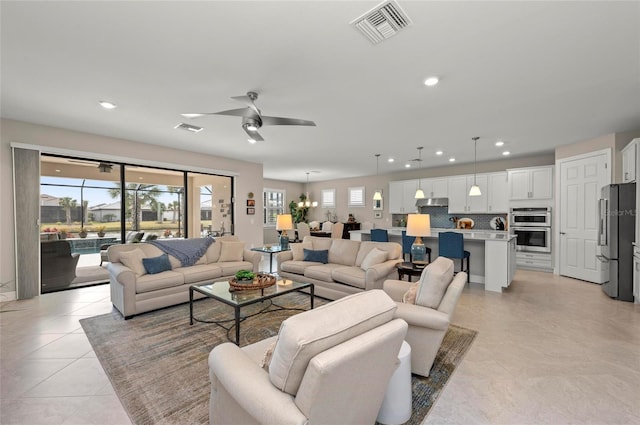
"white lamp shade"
468,184,482,197
414,188,425,199
373,190,383,201
406,214,431,237
276,214,293,231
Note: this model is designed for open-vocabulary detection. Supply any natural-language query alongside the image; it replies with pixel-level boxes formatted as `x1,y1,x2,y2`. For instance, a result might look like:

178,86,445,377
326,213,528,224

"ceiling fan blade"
243,127,264,142
231,95,261,115
181,108,255,119
261,116,316,126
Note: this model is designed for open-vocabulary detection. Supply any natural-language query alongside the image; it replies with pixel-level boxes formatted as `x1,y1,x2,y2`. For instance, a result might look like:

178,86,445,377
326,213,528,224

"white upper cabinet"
487,172,509,213
622,139,637,183
448,175,488,213
419,177,449,198
508,166,553,200
389,180,419,214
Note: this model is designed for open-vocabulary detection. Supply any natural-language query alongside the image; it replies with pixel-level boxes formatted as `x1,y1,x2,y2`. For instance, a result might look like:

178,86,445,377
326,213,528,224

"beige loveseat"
107,236,261,318
276,236,403,300
209,290,408,425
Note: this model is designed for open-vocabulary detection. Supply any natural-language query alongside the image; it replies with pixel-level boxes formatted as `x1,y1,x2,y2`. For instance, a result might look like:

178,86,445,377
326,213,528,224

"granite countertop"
351,227,516,241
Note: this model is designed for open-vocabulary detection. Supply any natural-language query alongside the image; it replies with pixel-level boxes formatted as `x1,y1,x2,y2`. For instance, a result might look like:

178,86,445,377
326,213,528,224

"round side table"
395,262,425,282
377,340,412,425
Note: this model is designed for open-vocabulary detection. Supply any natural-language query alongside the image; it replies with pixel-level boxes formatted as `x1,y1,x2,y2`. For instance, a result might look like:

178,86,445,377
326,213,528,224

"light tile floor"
1,264,639,424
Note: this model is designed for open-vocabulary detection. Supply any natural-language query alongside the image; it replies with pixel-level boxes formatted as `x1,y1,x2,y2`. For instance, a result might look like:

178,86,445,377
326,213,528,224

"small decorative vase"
97,232,106,237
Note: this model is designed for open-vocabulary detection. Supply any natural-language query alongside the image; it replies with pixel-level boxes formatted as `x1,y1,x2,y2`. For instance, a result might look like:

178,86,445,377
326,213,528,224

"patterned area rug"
81,292,476,425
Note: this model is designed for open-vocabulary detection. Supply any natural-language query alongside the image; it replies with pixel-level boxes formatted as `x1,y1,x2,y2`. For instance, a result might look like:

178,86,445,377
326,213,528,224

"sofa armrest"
394,302,450,330
209,343,307,425
276,250,293,264
106,262,136,287
383,279,414,302
243,249,262,272
364,259,403,290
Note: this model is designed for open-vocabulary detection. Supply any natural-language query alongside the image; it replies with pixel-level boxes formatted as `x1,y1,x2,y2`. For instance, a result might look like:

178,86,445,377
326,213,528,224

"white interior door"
559,152,609,283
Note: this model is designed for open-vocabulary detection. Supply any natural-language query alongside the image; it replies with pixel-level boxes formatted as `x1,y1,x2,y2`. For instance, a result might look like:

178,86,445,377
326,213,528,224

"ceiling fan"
181,91,316,142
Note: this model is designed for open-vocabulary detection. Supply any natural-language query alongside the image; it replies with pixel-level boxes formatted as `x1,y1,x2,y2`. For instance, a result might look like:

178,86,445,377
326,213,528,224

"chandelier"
298,172,318,208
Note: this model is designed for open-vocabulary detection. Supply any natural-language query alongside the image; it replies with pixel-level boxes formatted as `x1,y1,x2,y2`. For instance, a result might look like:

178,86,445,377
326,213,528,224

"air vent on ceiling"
350,0,412,45
174,122,203,133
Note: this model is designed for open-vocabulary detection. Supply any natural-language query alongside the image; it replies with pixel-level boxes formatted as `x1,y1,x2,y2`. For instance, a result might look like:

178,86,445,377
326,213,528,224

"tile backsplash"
392,207,507,231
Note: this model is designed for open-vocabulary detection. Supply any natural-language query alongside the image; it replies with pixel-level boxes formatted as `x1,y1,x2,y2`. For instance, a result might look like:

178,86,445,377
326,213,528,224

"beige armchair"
208,290,408,425
383,257,466,377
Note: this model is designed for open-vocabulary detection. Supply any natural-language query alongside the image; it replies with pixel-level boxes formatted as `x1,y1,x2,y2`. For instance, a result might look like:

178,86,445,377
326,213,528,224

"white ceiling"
2,1,639,183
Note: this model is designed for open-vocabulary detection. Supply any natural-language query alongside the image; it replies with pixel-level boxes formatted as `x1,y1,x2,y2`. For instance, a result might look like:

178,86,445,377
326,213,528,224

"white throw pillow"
118,248,147,277
290,242,312,261
415,257,454,309
360,247,387,270
219,241,245,262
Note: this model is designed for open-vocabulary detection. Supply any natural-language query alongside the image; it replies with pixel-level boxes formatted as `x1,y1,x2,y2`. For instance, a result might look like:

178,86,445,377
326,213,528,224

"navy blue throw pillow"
142,253,172,274
303,249,329,264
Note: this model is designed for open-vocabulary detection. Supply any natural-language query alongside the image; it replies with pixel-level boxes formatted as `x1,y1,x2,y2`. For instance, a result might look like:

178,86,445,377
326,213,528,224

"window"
321,189,335,208
263,189,285,226
348,186,365,207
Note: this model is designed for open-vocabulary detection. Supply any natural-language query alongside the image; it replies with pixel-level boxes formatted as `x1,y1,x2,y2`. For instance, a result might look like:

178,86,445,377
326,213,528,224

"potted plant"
78,227,88,238
96,225,106,238
58,227,68,239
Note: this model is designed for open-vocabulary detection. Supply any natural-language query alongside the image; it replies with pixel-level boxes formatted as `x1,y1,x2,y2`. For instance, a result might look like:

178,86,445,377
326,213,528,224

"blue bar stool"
401,230,431,263
438,231,470,283
370,229,389,242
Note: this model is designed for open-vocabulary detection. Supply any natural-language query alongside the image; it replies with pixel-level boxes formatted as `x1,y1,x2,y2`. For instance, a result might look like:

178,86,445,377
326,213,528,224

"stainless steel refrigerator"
597,182,636,301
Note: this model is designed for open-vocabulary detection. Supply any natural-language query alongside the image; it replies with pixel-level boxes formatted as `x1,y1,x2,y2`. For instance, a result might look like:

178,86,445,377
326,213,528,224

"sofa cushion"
402,283,418,304
355,241,402,267
291,242,312,261
219,241,245,262
142,254,172,275
119,248,147,277
268,290,396,395
178,264,223,284
415,257,455,309
220,261,254,276
304,264,344,281
206,241,222,263
328,239,360,266
136,270,184,293
360,247,387,270
303,249,328,264
303,236,332,251
331,266,367,289
167,255,182,270
281,260,320,275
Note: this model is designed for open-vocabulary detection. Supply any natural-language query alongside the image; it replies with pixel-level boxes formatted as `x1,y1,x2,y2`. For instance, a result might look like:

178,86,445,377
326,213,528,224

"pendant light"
373,154,383,201
469,137,482,196
298,172,318,208
414,147,425,199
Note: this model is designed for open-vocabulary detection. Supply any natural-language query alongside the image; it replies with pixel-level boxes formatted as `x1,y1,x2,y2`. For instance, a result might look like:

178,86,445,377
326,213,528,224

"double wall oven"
509,207,552,253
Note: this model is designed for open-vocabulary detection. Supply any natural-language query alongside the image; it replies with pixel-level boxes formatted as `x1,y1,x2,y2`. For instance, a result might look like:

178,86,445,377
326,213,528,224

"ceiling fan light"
246,124,258,132
248,138,257,144
415,188,425,199
469,185,482,197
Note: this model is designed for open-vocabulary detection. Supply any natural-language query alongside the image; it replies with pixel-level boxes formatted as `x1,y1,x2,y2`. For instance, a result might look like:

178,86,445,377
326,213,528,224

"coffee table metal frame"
250,246,290,273
189,279,314,345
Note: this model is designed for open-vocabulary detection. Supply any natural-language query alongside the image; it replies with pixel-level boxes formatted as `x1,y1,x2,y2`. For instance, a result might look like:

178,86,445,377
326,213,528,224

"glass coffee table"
251,246,290,273
189,278,314,345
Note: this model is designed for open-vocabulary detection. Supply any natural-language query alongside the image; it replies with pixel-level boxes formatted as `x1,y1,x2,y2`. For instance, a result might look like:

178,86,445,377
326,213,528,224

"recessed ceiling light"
388,158,394,163
502,151,510,156
449,158,456,162
248,139,257,144
405,163,411,168
55,169,61,173
139,177,143,180
495,141,504,147
424,76,439,87
98,100,117,110
435,150,443,156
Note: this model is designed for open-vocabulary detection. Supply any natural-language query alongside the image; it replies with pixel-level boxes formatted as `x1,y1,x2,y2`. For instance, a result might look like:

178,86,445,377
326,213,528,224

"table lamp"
276,214,293,250
406,213,431,263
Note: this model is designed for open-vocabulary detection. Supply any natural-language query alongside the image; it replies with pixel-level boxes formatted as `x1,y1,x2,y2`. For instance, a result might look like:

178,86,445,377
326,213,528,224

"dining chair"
401,230,431,263
438,231,470,283
296,222,311,241
331,222,344,239
370,228,389,242
321,221,333,233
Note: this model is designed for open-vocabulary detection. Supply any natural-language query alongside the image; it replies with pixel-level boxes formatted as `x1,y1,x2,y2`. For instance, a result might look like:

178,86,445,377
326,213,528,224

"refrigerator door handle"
596,254,610,263
597,198,607,246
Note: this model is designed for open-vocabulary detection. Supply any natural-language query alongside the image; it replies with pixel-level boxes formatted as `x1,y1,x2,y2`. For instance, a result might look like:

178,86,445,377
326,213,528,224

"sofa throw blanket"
149,238,215,267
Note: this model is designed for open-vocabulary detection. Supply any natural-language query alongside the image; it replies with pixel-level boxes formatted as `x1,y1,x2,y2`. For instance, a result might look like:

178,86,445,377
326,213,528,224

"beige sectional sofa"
276,236,403,300
107,236,261,318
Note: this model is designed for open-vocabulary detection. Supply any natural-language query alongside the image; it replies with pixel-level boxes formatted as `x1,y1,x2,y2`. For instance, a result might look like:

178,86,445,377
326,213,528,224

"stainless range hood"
416,198,448,207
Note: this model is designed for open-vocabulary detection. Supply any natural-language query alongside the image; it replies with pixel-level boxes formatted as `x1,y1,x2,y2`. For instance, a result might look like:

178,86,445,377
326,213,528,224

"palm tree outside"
58,197,78,225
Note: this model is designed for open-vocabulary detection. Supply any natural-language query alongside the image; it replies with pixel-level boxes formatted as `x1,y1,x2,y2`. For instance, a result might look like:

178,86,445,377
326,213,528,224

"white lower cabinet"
485,237,517,292
516,251,552,271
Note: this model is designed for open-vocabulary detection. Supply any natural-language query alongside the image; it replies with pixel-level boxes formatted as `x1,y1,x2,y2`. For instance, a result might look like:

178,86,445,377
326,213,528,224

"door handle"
560,232,566,235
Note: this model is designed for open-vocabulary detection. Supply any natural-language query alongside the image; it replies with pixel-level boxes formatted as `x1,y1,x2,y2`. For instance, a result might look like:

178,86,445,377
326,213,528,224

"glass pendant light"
373,154,383,201
414,147,425,199
469,137,482,196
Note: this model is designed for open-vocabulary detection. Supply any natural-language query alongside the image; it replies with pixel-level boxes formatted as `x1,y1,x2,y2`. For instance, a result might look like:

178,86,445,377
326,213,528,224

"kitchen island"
350,227,516,292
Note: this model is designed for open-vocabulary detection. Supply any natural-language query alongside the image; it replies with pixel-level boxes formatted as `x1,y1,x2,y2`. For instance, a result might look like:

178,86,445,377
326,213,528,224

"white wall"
262,178,304,244
1,119,265,297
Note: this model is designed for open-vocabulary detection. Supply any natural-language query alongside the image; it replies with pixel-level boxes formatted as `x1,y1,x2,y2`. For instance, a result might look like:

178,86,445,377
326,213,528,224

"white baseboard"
0,291,17,302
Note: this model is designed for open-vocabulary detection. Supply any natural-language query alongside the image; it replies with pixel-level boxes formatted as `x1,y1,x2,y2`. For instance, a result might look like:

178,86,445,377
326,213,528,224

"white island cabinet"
350,228,516,292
